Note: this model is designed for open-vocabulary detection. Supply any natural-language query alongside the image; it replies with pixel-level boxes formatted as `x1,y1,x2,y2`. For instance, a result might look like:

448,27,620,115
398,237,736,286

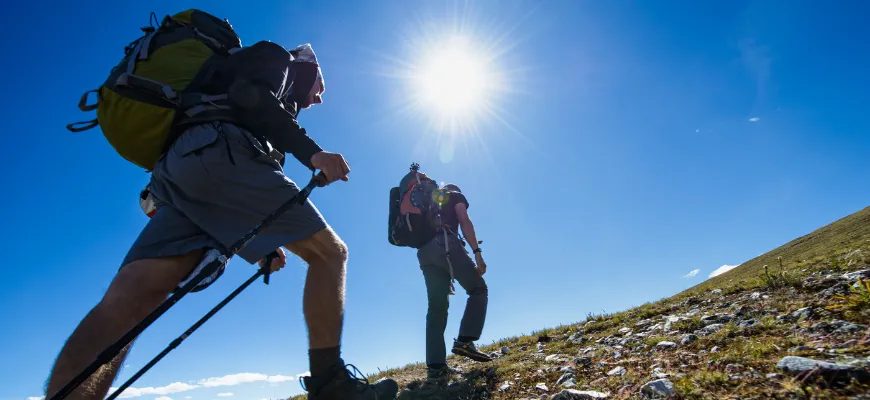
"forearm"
459,220,479,250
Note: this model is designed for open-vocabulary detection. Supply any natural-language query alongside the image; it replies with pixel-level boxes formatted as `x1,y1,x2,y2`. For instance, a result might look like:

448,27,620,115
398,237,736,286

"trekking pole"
107,255,276,400
49,173,326,400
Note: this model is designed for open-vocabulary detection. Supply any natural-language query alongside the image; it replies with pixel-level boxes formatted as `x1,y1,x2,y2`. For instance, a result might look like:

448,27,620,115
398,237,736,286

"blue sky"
3,0,870,399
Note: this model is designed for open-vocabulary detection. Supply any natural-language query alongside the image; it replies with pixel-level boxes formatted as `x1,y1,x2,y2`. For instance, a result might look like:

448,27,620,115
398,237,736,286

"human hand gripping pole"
49,172,328,400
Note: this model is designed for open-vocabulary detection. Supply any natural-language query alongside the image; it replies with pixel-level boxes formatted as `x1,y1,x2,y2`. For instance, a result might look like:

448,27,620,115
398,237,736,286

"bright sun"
411,36,496,120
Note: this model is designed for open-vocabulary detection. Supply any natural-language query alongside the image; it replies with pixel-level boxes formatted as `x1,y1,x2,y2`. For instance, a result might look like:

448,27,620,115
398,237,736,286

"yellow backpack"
67,10,242,170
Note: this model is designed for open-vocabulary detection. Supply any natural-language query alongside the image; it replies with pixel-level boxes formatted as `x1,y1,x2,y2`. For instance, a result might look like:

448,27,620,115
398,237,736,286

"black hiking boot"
423,364,454,387
451,339,493,362
301,362,398,400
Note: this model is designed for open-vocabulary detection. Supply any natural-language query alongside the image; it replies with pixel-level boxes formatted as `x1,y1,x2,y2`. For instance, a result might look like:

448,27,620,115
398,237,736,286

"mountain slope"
293,206,870,399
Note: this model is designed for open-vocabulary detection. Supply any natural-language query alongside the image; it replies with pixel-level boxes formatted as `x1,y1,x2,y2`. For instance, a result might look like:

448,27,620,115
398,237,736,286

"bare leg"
45,251,202,400
285,228,348,350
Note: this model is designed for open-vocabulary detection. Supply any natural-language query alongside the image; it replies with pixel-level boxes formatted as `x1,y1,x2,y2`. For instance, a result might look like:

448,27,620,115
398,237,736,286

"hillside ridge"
293,205,870,399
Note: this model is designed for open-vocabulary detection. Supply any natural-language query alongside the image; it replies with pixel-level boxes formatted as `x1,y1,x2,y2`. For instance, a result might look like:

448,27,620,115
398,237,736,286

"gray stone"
681,334,698,345
561,378,577,388
725,364,744,374
697,323,724,336
651,367,669,379
766,373,784,379
551,389,610,400
618,327,631,335
557,373,575,385
640,379,676,399
738,319,757,328
499,383,511,392
834,321,866,334
501,346,510,355
711,289,723,295
710,346,720,353
655,341,677,350
537,383,550,392
843,269,870,281
776,356,870,382
574,357,593,367
788,345,812,353
607,366,627,376
560,366,578,374
749,292,762,300
791,307,814,320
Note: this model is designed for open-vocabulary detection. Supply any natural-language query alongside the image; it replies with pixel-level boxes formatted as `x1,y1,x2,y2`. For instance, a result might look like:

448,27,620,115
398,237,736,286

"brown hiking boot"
451,339,493,362
301,362,398,400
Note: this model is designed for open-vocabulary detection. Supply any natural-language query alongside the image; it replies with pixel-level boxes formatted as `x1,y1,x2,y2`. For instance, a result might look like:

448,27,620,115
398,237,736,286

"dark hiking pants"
417,233,488,365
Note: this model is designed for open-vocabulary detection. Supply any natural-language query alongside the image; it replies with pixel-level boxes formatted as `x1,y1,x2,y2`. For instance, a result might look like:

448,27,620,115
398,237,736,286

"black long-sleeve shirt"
223,41,323,169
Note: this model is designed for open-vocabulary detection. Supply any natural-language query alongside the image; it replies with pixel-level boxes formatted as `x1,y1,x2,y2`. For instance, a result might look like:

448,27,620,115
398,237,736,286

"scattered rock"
651,367,669,379
607,366,627,376
843,269,870,281
776,356,870,382
833,320,867,334
561,378,577,389
499,383,511,392
701,314,733,324
557,373,575,385
711,289,723,295
618,327,631,335
766,373,784,379
521,345,529,352
655,341,677,350
640,379,676,399
791,307,814,320
710,346,720,353
501,346,510,355
551,389,610,400
574,357,593,367
789,345,812,353
697,323,725,336
681,334,698,345
537,343,545,352
560,366,578,374
546,354,562,363
725,364,744,374
750,292,762,300
738,319,757,328
537,383,550,392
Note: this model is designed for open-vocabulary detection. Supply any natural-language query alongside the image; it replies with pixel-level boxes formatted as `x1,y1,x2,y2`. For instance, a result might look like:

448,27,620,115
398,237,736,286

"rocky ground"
290,207,870,399
368,251,870,399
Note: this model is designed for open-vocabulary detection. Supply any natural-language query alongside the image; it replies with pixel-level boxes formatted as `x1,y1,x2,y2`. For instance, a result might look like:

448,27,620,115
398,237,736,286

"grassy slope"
291,206,870,399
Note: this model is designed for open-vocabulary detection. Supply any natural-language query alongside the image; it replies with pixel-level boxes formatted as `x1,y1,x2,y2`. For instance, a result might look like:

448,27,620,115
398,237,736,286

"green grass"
288,205,870,399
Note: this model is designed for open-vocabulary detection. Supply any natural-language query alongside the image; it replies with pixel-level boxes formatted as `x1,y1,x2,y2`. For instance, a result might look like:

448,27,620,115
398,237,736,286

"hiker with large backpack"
387,163,492,387
49,10,398,400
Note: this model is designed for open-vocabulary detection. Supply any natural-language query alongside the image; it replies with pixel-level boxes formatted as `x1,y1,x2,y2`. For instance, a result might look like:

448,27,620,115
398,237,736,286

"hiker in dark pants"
45,28,397,400
417,183,491,385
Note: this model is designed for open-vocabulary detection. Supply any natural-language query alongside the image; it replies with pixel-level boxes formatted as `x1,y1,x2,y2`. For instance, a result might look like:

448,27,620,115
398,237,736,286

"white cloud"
155,396,173,400
708,264,740,278
27,397,44,400
695,129,700,133
108,383,199,399
748,117,760,122
216,393,233,397
198,373,296,388
107,372,303,399
683,269,700,278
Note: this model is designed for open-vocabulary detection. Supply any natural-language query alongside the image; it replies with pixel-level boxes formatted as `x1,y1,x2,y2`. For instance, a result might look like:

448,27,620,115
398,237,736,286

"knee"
287,228,348,267
468,284,488,297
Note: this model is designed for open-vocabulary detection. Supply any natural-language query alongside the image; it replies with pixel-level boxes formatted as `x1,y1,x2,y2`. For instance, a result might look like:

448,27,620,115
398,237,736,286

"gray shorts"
122,122,328,267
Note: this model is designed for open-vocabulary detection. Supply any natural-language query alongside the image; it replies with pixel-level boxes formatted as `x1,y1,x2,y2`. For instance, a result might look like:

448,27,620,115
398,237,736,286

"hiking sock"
309,346,341,378
457,336,475,343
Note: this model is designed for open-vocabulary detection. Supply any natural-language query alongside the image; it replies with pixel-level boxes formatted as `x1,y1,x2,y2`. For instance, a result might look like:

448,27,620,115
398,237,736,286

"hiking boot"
423,365,454,387
451,339,493,362
301,362,399,400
